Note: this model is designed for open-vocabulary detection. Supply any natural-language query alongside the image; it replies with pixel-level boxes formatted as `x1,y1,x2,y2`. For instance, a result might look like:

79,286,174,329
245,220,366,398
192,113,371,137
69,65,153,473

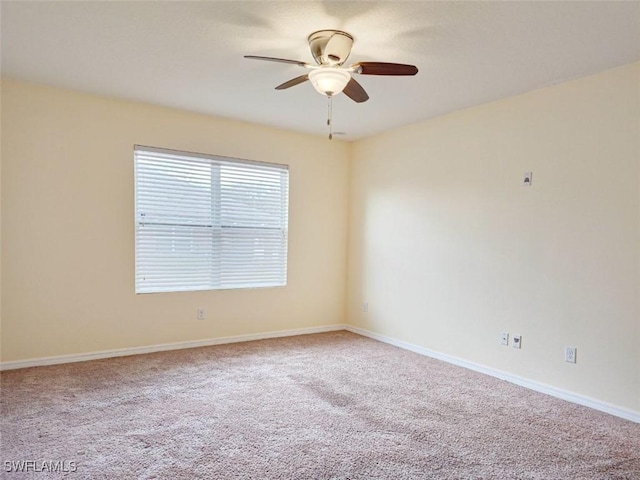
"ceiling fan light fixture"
308,68,351,96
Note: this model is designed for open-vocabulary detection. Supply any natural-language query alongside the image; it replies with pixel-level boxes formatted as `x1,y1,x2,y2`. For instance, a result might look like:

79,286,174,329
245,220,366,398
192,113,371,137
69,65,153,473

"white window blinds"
134,146,289,293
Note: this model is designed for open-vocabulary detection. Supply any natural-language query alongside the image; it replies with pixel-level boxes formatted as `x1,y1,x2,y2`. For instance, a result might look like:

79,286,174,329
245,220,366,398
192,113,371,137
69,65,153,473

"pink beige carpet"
1,331,639,479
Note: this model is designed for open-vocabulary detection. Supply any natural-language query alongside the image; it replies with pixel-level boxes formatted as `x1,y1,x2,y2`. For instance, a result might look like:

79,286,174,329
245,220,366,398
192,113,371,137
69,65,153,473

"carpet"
1,331,639,479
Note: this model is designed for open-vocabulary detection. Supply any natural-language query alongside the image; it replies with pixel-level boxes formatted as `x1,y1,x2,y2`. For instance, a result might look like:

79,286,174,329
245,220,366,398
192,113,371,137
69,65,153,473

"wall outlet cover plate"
565,346,577,363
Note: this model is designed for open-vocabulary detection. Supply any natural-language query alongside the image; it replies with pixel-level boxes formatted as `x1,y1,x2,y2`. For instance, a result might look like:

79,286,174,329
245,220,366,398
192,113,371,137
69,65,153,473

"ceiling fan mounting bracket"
307,30,354,66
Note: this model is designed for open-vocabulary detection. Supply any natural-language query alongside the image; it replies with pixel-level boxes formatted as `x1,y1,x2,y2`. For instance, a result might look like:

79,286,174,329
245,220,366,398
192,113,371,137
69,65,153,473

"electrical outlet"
500,332,509,346
512,335,522,349
197,308,206,321
565,346,577,363
362,302,368,313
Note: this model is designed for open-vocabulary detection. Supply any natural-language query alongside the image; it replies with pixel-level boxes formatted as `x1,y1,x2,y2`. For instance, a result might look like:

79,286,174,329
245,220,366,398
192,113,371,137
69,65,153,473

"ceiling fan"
245,30,419,102
245,30,418,138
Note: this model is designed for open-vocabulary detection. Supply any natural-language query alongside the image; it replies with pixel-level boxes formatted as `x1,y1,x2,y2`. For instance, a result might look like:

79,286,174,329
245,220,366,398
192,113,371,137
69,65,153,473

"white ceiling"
2,1,639,141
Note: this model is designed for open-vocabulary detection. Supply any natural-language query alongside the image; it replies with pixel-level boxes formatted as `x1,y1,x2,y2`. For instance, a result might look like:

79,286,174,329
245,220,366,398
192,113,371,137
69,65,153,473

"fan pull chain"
327,95,333,140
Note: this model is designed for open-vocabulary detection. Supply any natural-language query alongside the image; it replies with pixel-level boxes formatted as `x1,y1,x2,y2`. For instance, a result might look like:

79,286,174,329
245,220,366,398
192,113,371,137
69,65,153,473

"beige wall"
3,63,639,414
347,63,640,412
1,79,350,362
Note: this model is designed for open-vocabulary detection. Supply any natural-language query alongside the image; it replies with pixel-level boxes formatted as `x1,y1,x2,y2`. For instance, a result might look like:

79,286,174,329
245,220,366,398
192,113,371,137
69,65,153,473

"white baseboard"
0,324,348,371
345,325,640,424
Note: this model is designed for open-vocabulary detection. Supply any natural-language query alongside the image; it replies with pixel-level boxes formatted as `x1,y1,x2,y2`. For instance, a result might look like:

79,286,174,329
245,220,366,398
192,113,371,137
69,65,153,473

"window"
134,146,289,293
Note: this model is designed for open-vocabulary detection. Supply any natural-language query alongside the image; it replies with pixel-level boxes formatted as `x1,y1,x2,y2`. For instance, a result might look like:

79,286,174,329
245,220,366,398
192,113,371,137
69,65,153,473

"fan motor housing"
308,30,354,66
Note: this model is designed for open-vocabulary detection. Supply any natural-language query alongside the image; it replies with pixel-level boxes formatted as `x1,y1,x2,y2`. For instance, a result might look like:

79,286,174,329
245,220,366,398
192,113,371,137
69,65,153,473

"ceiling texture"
2,1,639,141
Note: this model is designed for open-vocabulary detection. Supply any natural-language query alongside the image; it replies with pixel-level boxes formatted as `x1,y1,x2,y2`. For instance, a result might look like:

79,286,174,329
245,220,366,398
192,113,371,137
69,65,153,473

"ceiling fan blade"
275,75,309,90
352,62,418,76
343,77,369,103
244,55,309,67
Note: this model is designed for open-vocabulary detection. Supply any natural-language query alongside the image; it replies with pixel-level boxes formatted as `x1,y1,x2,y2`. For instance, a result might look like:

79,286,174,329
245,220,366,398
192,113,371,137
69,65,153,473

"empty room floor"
1,331,639,479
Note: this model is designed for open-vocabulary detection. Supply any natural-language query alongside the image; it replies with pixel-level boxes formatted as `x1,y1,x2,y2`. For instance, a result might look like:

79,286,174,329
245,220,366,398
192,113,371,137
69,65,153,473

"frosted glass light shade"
308,68,351,96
